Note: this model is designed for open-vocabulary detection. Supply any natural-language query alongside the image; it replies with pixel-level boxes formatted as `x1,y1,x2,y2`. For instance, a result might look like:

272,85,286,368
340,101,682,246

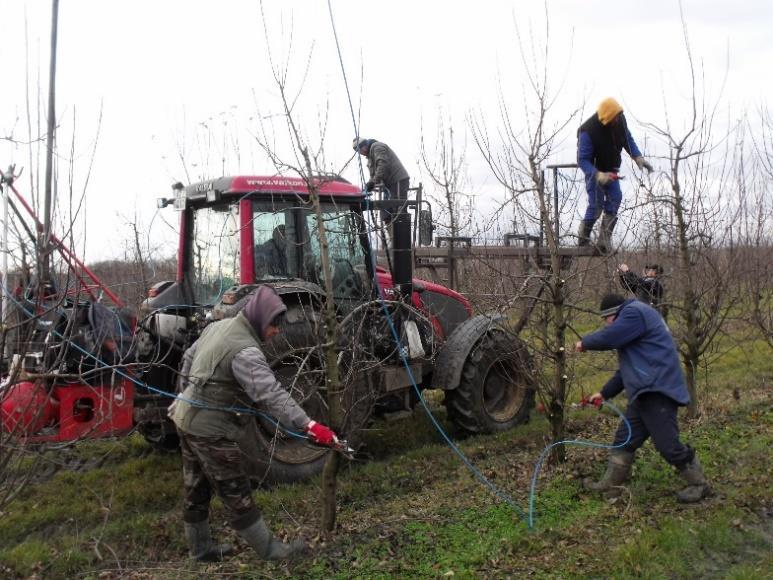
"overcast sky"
1,0,770,263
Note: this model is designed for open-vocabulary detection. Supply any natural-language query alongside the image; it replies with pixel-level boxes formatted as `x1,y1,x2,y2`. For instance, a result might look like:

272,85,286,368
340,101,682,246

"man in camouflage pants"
170,286,338,562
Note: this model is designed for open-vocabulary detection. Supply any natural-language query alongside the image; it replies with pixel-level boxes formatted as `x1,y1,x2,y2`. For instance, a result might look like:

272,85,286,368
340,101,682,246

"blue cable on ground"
527,400,632,528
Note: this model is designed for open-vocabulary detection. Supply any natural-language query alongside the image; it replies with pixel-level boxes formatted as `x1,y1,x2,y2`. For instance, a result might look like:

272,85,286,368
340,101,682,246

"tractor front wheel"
444,330,534,435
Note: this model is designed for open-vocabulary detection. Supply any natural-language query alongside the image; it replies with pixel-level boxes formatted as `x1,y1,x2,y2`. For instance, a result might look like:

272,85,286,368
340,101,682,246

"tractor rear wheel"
444,330,534,435
237,305,373,485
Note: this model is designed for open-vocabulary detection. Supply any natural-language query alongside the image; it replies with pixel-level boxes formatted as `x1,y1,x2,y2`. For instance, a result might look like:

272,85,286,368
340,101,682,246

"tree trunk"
682,350,700,418
536,167,568,463
41,0,59,282
299,150,343,532
672,168,701,419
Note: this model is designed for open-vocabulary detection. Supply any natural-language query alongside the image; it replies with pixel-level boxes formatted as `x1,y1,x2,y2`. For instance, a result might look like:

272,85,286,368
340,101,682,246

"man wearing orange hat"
577,98,653,253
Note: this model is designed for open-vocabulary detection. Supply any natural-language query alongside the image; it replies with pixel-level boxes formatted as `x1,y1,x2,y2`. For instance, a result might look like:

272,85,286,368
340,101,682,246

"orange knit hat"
597,98,623,125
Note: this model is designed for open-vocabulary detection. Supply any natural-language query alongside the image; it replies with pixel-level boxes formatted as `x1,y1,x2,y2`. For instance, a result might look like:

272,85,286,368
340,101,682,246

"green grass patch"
0,333,770,578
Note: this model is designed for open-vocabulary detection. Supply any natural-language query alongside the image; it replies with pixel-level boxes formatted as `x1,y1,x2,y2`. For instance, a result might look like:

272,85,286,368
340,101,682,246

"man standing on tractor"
353,137,410,225
618,262,667,318
169,286,339,562
577,98,653,253
575,293,711,503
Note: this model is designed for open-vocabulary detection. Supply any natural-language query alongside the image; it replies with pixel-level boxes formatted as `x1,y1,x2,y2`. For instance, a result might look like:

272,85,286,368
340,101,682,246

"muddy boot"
577,220,594,247
583,449,634,494
597,213,618,255
676,456,711,503
237,517,307,561
184,520,234,562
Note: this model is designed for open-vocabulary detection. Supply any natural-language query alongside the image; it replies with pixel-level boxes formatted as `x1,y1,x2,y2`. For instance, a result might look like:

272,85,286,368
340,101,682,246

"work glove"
306,420,338,446
365,180,376,192
634,156,653,173
581,393,604,408
595,171,613,185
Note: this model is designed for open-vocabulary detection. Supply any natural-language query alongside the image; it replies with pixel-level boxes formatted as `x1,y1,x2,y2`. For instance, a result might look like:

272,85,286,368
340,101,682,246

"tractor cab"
147,175,373,316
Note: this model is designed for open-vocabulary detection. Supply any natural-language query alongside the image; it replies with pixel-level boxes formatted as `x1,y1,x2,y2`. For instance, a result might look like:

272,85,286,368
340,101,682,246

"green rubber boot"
583,449,635,494
184,520,234,562
676,457,711,503
237,518,307,561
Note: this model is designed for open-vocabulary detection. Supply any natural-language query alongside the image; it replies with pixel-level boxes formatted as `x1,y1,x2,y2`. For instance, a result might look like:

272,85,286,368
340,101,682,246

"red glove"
306,420,337,446
581,395,604,408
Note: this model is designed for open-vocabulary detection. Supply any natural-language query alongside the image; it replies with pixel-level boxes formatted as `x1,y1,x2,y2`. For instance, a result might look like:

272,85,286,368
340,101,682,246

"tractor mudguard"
211,281,325,320
432,314,506,391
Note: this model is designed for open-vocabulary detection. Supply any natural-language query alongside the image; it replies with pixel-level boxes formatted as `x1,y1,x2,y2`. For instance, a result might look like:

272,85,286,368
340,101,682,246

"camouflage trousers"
179,431,260,531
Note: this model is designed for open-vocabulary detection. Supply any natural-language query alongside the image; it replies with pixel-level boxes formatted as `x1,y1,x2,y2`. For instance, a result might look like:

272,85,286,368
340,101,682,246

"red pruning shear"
609,172,624,181
580,396,603,409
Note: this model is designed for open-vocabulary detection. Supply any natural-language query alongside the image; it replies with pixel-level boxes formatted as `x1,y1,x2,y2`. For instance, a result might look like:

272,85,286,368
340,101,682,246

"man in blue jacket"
577,98,653,253
575,294,710,503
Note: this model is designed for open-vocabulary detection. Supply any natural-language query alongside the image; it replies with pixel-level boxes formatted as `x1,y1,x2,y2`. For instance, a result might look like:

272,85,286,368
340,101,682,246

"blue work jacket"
582,299,690,405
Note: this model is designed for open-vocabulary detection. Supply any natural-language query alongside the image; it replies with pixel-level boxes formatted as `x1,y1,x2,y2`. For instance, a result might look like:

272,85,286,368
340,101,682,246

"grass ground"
0,339,770,579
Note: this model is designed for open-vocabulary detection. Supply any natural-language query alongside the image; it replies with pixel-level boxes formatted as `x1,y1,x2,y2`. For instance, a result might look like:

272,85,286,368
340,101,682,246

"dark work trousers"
179,432,260,531
613,392,694,467
381,178,410,225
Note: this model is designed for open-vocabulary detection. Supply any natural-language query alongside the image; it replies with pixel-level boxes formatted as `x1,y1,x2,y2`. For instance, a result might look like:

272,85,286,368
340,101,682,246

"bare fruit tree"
255,1,349,532
470,9,584,461
640,10,743,417
744,106,773,348
420,109,476,240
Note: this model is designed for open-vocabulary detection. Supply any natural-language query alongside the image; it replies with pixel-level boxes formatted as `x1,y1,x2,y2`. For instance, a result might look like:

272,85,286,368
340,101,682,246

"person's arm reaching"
232,347,311,430
232,348,339,446
600,370,624,400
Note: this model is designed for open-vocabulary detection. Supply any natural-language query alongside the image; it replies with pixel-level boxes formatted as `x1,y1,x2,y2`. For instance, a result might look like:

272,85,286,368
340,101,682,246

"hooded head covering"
599,293,625,318
353,137,373,152
597,98,623,125
242,285,287,340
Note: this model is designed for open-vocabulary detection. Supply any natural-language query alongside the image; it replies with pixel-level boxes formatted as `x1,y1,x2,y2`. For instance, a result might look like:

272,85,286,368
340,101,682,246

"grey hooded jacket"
367,141,409,187
170,289,311,439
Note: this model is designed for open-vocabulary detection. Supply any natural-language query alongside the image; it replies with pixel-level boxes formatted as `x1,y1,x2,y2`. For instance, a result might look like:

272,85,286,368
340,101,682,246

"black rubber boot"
577,220,595,247
184,521,234,562
597,213,617,255
583,449,635,494
676,457,711,503
236,518,307,561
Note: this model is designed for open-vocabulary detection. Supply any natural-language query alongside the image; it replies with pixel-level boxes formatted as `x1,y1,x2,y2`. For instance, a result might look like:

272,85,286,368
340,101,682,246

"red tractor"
2,174,535,484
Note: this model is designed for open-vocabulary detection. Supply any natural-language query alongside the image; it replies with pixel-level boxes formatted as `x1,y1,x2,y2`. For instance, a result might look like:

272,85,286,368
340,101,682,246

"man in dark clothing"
577,98,653,253
353,137,410,224
254,225,288,277
170,286,339,562
618,262,667,318
574,293,710,503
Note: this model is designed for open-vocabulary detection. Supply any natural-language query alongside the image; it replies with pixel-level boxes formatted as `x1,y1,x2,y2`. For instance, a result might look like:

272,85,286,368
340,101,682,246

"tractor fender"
211,281,325,320
432,314,507,391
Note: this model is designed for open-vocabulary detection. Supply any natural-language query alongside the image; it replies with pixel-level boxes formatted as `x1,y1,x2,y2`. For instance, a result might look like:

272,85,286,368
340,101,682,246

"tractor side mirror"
418,209,433,246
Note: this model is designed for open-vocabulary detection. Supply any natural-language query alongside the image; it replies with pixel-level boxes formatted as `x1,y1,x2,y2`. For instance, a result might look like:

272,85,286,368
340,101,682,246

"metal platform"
413,245,601,265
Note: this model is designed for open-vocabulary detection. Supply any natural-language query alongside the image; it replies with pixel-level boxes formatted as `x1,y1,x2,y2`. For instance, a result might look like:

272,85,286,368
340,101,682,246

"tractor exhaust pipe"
391,203,412,300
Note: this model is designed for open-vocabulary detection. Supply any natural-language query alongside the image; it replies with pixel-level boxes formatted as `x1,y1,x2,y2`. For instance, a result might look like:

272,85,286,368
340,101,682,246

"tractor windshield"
252,201,368,301
191,202,240,304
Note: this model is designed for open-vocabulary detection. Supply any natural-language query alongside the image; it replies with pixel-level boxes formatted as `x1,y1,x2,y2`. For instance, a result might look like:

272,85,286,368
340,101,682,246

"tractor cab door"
189,201,241,305
300,203,370,311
